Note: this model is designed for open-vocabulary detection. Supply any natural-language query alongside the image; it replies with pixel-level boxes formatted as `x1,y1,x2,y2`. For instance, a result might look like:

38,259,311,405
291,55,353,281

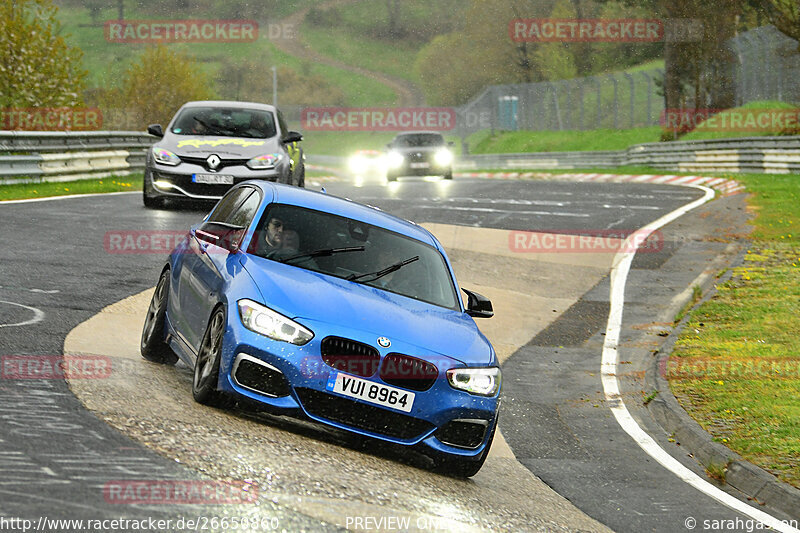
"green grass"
467,127,664,153
668,172,800,488
300,22,421,84
264,42,397,108
624,59,665,73
54,3,395,107
0,175,142,201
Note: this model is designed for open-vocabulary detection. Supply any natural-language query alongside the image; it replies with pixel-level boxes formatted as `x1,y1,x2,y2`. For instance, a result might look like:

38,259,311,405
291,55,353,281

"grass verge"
468,127,665,154
0,175,142,201
667,172,799,488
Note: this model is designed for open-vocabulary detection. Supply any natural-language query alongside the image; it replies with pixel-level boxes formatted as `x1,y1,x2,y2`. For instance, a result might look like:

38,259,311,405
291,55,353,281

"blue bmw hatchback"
141,181,500,476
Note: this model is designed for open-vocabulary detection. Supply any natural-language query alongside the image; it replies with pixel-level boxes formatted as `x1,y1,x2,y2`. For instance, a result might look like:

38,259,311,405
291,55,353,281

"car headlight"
446,367,501,396
348,155,367,173
386,151,404,169
247,153,283,170
152,147,180,166
434,148,453,166
238,299,314,345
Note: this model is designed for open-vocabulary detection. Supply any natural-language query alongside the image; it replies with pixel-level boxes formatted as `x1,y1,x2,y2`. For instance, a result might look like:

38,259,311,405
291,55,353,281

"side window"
197,187,255,250
228,190,261,228
207,187,250,224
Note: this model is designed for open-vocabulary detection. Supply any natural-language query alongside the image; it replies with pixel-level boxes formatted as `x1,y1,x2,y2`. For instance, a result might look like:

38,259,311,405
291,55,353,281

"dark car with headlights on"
385,131,453,181
143,101,305,208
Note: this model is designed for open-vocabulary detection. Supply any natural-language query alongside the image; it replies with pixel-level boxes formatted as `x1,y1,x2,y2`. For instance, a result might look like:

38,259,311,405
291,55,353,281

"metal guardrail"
2,132,799,184
457,135,800,174
0,131,153,184
0,131,155,153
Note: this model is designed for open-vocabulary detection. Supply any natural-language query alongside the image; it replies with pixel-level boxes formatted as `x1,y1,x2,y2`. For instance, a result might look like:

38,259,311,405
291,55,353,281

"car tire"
143,193,166,209
140,270,179,365
443,169,453,180
192,307,226,406
143,173,166,209
386,173,398,182
434,418,496,478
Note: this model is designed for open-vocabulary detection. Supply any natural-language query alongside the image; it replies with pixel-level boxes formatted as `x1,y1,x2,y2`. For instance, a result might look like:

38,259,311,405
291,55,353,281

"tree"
217,56,346,107
532,0,578,81
752,0,800,45
0,0,88,108
97,46,215,130
387,0,402,37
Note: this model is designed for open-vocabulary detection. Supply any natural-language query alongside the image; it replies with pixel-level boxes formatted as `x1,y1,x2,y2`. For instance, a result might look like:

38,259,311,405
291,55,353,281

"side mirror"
194,222,245,253
462,288,493,318
147,124,164,138
283,131,303,143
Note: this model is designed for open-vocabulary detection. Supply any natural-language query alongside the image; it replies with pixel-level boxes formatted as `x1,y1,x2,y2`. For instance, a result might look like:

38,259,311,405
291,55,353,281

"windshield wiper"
279,246,365,264
347,256,419,283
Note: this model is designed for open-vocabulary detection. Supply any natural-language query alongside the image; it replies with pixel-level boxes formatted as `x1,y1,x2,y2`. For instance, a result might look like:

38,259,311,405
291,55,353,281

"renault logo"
377,337,391,348
206,154,221,170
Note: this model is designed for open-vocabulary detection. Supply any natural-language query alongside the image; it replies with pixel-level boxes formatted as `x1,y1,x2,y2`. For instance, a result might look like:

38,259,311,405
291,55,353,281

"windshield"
392,133,445,147
249,204,459,311
170,106,277,138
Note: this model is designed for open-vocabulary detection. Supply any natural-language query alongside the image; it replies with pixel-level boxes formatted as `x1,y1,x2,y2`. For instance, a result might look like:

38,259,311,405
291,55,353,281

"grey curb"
644,248,800,518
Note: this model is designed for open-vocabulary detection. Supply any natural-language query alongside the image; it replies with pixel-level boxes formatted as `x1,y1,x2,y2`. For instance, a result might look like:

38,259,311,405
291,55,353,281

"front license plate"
409,162,430,169
192,174,234,185
327,373,415,413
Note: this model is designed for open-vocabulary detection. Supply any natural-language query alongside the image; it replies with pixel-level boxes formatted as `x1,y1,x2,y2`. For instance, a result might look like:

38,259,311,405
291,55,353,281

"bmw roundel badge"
377,337,391,348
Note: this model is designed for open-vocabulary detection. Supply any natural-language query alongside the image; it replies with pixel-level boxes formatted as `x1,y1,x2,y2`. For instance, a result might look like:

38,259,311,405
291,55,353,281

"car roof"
248,182,437,246
179,100,277,113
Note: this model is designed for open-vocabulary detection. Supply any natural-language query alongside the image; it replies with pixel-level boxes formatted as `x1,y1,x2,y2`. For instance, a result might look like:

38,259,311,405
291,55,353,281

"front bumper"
387,159,451,177
217,314,499,458
146,163,283,200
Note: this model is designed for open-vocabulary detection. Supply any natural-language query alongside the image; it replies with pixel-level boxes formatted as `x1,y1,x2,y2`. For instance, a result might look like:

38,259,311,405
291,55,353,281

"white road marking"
602,204,661,211
0,191,138,204
0,286,60,294
0,300,45,328
601,184,799,533
416,205,591,217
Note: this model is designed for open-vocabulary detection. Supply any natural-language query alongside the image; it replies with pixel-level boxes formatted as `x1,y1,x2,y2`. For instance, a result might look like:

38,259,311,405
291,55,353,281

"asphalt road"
0,178,782,531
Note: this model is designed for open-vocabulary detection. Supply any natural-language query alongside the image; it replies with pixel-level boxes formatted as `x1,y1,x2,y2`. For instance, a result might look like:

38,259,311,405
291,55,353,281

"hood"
239,255,494,366
159,133,282,159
